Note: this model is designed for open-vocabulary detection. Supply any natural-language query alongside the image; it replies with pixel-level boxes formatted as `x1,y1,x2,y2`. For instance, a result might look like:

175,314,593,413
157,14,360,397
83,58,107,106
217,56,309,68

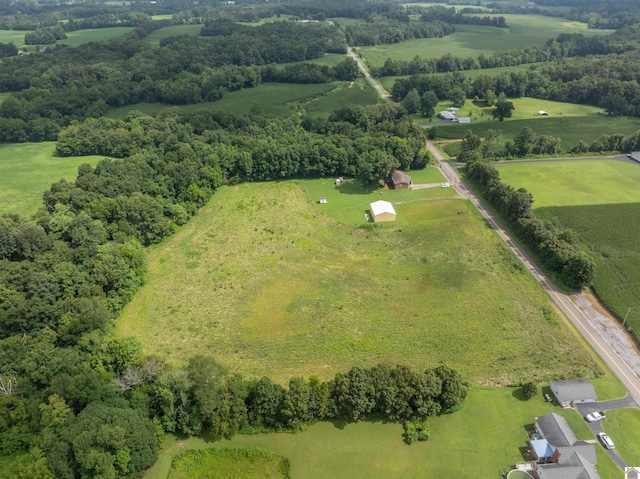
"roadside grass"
166,447,289,479
602,408,640,466
495,160,640,335
357,16,612,68
145,387,618,479
143,24,203,47
116,180,600,385
106,81,377,119
0,142,103,217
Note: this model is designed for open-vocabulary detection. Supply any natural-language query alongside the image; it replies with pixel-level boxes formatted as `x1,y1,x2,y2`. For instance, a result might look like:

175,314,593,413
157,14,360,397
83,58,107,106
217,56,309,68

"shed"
390,170,411,189
457,117,471,123
629,151,640,162
550,380,596,407
319,197,327,204
439,111,456,121
538,110,548,116
370,200,396,222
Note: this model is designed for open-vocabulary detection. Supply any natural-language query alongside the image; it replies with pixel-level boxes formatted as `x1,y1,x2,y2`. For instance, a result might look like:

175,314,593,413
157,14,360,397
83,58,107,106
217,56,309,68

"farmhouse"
370,200,396,222
550,380,596,407
525,413,600,479
390,170,411,189
439,111,457,121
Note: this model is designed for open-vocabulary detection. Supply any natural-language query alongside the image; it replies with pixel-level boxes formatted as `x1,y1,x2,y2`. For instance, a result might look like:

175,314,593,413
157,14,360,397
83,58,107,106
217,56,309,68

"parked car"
585,411,606,422
598,432,615,449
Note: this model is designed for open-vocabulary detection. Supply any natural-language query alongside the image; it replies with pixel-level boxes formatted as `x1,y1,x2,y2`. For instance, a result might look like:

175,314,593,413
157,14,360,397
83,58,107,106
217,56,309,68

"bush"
521,381,538,400
403,418,430,444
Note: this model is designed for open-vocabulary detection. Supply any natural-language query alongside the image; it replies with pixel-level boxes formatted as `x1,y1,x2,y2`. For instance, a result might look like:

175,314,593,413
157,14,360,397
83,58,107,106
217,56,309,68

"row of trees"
24,25,66,45
465,160,594,289
345,18,455,46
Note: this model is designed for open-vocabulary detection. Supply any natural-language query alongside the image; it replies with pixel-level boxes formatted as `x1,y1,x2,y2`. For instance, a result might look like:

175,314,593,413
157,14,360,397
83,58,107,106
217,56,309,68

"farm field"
495,160,640,338
143,24,202,47
357,15,612,68
145,387,621,479
106,80,378,119
0,26,133,50
0,142,103,217
115,179,601,385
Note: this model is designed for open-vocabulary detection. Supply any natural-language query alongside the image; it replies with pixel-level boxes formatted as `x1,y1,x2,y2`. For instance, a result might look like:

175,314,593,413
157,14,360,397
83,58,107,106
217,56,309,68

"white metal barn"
370,200,396,222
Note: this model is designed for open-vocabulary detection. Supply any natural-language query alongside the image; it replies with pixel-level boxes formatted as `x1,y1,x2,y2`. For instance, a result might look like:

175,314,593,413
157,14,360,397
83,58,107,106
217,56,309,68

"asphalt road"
347,47,390,103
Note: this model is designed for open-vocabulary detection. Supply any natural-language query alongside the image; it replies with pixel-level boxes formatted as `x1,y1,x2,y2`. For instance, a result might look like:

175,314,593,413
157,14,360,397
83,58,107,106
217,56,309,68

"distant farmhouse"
438,109,470,124
524,412,600,479
370,200,396,222
390,170,410,189
550,380,596,407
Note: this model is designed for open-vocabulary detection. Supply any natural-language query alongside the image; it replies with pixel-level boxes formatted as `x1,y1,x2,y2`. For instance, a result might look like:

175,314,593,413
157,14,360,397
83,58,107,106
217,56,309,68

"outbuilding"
319,197,327,204
370,200,396,222
538,110,548,116
628,151,640,162
550,380,597,407
390,170,411,189
457,117,471,124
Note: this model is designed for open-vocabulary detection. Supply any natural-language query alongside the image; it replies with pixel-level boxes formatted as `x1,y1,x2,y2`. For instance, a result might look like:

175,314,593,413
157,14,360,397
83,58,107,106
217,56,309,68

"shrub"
403,418,430,444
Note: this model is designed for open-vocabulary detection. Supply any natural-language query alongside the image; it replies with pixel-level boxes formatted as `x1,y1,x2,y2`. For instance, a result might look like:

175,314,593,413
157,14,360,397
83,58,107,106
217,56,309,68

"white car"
585,411,606,422
598,432,615,449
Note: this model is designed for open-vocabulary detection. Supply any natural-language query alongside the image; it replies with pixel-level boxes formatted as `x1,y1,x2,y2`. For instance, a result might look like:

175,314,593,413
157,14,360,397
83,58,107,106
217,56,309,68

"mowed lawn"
116,180,600,384
358,15,612,68
145,387,621,479
602,408,640,467
0,142,103,217
495,160,640,335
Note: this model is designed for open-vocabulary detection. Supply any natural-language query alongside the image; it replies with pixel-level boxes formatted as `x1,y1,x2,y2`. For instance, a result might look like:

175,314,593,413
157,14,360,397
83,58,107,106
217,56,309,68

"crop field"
358,15,612,69
495,160,640,336
145,387,621,479
58,27,134,47
0,142,103,217
143,24,203,47
116,179,600,385
107,81,378,119
167,447,289,479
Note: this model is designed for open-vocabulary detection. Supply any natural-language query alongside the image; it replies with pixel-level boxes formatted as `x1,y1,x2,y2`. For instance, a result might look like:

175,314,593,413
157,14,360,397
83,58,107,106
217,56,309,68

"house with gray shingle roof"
551,380,597,407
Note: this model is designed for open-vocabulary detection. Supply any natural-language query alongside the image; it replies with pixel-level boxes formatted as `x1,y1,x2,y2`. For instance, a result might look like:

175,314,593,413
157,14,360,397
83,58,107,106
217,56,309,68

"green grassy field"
142,24,203,47
357,15,612,68
495,160,640,334
0,142,104,217
107,80,378,119
602,408,640,466
167,447,289,479
116,179,600,385
145,387,621,479
0,26,134,50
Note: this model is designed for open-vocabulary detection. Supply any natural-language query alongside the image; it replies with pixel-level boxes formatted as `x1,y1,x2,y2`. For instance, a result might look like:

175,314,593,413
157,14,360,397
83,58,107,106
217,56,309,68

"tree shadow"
512,386,528,401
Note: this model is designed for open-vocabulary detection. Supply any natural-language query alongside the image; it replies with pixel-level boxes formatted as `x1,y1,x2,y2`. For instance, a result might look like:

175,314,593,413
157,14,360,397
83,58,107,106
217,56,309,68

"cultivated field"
0,142,103,217
0,26,134,50
116,179,600,384
107,80,379,119
357,15,612,68
145,387,621,479
495,160,640,337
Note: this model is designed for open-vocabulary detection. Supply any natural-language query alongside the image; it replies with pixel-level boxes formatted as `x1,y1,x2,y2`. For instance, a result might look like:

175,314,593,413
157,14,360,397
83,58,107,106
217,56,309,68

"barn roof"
391,170,410,185
370,200,396,217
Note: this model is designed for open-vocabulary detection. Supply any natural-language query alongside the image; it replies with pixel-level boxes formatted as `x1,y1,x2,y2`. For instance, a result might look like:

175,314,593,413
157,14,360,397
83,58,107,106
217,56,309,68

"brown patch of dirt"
349,81,354,88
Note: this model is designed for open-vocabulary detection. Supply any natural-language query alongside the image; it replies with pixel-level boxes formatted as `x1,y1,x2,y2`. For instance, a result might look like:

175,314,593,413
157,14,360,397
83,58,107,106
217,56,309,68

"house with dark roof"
390,170,410,189
550,380,596,407
527,413,600,479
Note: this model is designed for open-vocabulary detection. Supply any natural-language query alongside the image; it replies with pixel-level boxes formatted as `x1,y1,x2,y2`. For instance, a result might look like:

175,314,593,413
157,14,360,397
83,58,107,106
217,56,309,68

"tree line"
464,160,594,289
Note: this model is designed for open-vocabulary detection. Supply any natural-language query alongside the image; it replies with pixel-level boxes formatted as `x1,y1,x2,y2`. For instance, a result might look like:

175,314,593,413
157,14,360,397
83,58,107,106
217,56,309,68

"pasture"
107,80,378,119
0,142,103,217
116,179,600,385
167,447,289,479
57,27,134,47
495,160,640,338
143,24,202,47
145,387,621,479
357,15,612,68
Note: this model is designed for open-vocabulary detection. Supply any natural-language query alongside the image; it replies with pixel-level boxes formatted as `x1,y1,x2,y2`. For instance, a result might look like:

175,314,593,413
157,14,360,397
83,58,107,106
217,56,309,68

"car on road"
585,411,606,422
598,432,615,449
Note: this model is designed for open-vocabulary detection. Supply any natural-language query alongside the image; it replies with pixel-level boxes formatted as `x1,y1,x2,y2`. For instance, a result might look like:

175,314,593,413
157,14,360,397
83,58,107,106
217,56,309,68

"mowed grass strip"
358,15,612,68
496,160,640,335
0,142,104,217
602,408,640,467
146,387,620,479
116,181,598,384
